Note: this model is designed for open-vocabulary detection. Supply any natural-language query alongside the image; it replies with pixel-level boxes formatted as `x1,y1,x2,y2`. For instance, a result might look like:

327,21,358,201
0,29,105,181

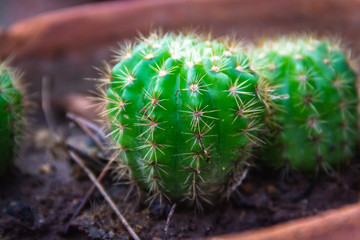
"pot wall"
0,0,359,99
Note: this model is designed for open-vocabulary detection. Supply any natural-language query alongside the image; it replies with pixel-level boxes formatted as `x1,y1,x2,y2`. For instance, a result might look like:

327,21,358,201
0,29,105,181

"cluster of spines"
98,31,272,208
0,62,24,176
252,36,358,173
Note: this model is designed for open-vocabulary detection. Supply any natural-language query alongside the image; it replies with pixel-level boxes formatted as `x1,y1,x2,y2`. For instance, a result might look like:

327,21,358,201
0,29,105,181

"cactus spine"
0,63,23,176
253,36,358,173
100,32,271,207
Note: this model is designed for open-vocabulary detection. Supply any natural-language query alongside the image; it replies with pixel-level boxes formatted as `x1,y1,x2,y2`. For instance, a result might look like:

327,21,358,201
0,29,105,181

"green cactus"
253,36,358,173
0,63,23,176
99,32,272,207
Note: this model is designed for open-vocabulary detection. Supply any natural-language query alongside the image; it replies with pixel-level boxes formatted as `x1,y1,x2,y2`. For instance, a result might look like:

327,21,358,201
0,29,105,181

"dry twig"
64,145,116,233
41,76,66,158
227,167,249,199
69,150,140,240
164,203,177,240
66,112,106,150
42,76,57,134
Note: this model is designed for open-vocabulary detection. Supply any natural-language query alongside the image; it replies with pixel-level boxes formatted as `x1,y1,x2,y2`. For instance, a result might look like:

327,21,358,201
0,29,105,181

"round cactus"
253,36,358,173
0,62,23,176
99,32,271,207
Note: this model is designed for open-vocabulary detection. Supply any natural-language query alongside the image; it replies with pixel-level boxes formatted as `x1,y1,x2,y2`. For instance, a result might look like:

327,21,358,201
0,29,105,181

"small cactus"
0,63,23,176
99,32,271,207
253,36,358,173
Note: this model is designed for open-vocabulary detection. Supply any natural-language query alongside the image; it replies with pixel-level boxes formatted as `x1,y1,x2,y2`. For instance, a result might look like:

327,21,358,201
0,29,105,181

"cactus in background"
0,63,23,176
253,36,358,173
99,32,272,207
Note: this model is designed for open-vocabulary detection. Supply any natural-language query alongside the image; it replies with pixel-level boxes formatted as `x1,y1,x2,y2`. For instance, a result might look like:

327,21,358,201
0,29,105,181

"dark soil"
1,114,360,240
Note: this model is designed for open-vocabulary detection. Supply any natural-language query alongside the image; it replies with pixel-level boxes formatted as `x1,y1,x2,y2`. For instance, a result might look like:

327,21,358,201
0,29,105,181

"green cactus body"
254,37,358,173
102,33,268,205
0,64,23,175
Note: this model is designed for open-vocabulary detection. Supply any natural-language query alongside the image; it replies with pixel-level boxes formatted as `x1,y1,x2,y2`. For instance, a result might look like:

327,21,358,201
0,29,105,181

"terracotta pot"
1,0,359,239
204,201,360,240
1,0,360,99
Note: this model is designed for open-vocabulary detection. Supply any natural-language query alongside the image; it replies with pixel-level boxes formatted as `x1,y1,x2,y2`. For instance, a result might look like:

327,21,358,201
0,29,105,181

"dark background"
0,0,119,26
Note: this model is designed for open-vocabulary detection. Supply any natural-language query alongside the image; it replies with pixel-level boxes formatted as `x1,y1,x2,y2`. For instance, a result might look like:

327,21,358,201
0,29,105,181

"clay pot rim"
208,201,360,240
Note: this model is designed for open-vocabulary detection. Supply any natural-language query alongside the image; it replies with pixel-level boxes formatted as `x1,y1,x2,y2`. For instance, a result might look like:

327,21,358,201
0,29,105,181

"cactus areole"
254,37,358,173
0,64,23,176
102,32,269,206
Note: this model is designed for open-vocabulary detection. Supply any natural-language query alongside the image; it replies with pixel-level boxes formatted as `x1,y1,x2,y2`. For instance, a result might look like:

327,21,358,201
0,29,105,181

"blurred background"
0,0,359,104
0,0,117,26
